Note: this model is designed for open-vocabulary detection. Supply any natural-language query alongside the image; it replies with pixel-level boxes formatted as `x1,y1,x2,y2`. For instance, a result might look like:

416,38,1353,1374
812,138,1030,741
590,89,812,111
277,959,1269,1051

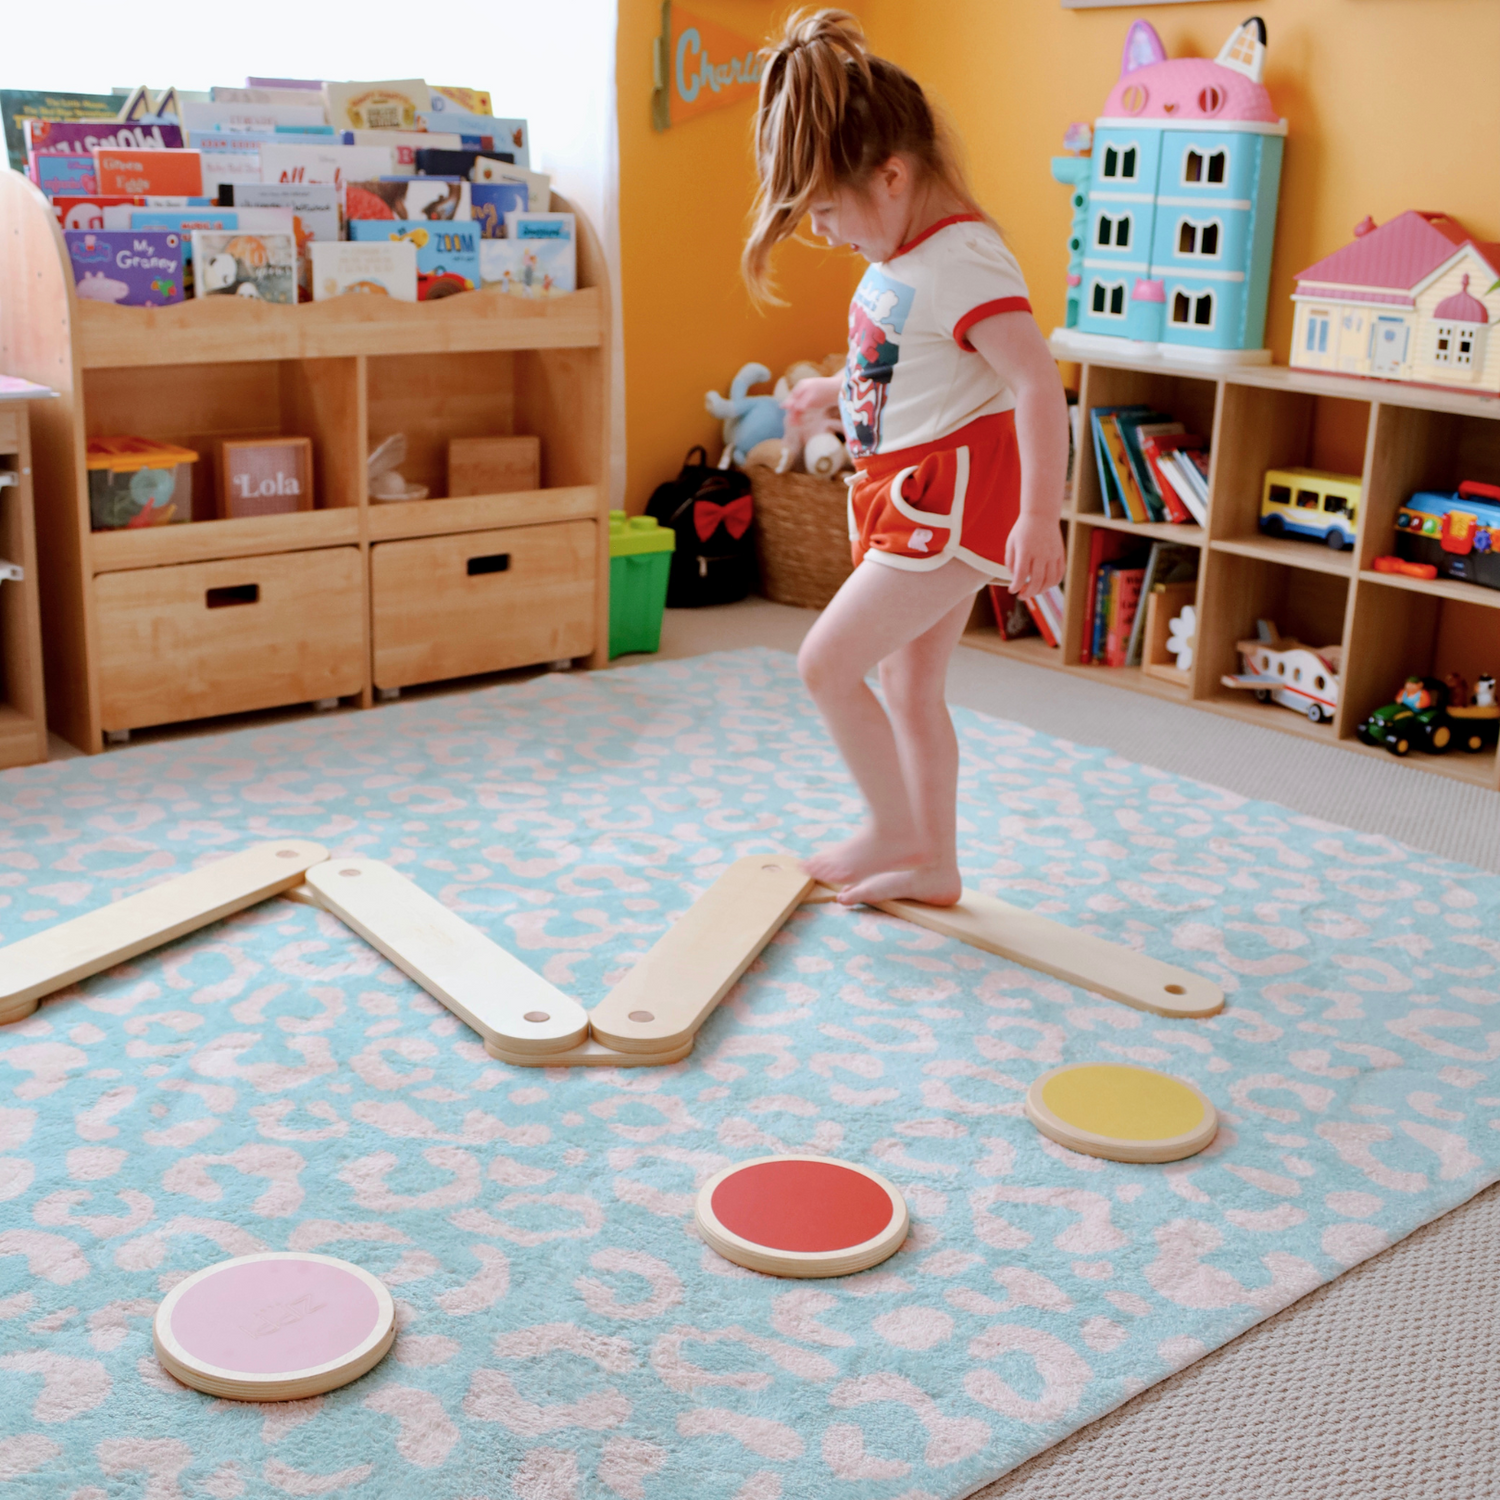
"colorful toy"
695,1157,909,1278
1291,212,1499,395
1372,555,1437,580
1220,619,1341,723
1025,1063,1218,1164
1050,17,1285,367
153,1252,395,1400
1358,674,1499,757
1259,466,1361,550
1395,480,1500,591
706,362,786,468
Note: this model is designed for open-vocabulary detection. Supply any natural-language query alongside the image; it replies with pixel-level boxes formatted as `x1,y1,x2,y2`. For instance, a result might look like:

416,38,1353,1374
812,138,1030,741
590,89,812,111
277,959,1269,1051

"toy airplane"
1,844,1224,1067
1221,619,1341,725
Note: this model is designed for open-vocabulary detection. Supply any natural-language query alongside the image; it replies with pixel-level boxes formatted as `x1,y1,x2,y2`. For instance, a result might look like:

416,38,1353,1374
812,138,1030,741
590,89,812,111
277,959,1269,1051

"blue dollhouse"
1052,18,1286,367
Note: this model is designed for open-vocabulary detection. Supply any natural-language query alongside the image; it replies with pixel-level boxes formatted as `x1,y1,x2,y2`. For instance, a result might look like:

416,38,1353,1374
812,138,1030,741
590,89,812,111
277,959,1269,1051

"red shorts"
848,411,1021,579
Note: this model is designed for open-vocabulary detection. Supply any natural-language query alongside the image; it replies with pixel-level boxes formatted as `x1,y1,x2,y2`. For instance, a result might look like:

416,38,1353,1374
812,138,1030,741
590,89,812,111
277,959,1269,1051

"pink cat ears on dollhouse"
1108,17,1276,123
1121,18,1266,83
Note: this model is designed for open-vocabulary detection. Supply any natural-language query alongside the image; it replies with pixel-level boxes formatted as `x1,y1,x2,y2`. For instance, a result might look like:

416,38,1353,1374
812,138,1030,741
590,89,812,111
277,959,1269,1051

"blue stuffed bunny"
705,362,786,468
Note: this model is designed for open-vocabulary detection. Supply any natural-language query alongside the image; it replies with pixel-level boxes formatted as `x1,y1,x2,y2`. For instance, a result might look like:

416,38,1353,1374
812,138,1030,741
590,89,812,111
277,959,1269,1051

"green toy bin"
608,510,675,659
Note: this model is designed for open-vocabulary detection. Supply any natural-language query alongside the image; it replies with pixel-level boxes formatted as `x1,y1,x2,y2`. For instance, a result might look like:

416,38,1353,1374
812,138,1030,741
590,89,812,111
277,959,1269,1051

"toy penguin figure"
1475,675,1497,708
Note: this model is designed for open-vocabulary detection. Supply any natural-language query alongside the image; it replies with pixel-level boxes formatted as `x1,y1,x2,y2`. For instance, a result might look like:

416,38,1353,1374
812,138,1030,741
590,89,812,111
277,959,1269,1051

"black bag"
645,446,757,607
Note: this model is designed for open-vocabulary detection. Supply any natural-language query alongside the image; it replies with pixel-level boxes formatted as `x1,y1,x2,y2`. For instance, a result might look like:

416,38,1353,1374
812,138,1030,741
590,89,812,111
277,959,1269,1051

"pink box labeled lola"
216,436,314,519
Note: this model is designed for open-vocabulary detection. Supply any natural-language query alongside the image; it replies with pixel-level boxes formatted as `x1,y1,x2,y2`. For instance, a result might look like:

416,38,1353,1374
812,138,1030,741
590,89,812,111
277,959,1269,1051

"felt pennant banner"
652,0,764,130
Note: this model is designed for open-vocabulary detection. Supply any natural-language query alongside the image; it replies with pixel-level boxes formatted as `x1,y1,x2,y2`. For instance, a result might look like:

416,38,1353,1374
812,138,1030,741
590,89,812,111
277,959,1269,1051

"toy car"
1354,674,1499,756
1260,467,1360,550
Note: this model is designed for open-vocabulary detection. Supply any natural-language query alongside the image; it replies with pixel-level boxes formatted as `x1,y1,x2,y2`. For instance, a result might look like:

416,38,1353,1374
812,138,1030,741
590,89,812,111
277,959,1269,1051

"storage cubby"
0,408,47,767
966,344,1500,792
0,169,611,752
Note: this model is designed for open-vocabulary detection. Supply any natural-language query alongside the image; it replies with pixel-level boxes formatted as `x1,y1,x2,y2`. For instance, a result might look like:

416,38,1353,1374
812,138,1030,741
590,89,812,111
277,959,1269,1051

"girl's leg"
835,591,977,906
797,557,986,892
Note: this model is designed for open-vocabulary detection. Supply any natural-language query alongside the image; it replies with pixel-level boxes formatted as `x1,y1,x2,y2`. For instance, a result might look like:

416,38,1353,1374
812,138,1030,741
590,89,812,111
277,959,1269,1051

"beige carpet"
49,597,1500,1497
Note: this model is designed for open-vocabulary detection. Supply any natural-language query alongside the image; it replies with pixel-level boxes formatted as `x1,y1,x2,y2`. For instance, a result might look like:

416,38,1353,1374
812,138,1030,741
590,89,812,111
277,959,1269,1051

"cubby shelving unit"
0,170,609,754
964,341,1500,791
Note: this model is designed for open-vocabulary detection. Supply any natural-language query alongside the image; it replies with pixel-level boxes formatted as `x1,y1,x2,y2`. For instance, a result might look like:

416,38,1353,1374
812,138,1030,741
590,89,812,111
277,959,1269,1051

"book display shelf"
0,394,48,768
0,170,609,754
964,341,1500,791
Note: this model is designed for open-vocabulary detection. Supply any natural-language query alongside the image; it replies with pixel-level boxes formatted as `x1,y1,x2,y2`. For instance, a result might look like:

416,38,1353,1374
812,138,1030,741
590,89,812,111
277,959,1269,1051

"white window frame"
1181,146,1228,187
1100,142,1140,183
1170,287,1216,331
1432,322,1456,366
1096,213,1114,248
1091,279,1128,319
1176,216,1223,259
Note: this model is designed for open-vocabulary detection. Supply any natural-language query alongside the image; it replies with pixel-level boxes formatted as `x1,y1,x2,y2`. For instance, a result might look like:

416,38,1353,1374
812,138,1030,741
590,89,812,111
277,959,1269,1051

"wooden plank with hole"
485,1035,695,1068
305,858,589,1054
869,891,1223,1018
588,856,815,1054
0,840,329,1025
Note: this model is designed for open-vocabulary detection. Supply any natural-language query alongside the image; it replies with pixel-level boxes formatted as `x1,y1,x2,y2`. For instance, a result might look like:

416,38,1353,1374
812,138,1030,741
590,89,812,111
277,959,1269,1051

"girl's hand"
783,373,843,425
1004,512,1066,600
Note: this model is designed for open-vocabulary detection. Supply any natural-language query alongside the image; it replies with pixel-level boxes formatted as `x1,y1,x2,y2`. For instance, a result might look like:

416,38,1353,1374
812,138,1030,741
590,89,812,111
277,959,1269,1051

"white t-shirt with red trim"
839,214,1032,460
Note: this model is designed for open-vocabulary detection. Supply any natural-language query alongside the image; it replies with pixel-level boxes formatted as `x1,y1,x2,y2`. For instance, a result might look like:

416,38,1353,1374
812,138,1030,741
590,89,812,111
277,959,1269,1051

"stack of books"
1090,405,1210,526
1080,533,1197,668
3,80,575,308
988,582,1066,648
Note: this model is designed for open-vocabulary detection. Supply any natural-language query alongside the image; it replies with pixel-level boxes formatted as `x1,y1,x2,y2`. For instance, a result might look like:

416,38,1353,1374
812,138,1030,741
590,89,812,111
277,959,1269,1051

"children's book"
1099,414,1151,523
310,240,417,302
503,212,576,292
191,231,297,302
472,157,550,210
324,81,432,133
470,182,527,238
986,583,1038,642
226,184,338,296
430,87,493,116
1104,565,1147,666
181,101,328,138
214,85,326,106
258,143,395,191
2,89,124,173
1141,433,1207,525
1078,528,1144,665
190,134,272,195
95,148,203,197
1125,542,1197,666
1115,412,1182,523
340,129,461,168
1164,448,1210,523
52,195,144,231
349,178,471,220
416,112,528,167
26,119,183,155
65,230,184,305
1088,408,1122,519
348,220,479,300
413,148,485,180
31,153,99,196
1024,585,1065,648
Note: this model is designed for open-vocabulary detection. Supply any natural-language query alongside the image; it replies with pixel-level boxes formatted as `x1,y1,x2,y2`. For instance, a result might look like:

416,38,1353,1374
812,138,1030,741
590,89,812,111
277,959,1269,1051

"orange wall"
616,0,862,511
862,0,1500,364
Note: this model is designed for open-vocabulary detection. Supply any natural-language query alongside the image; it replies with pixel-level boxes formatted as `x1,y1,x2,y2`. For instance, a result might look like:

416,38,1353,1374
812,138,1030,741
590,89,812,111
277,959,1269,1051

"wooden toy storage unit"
0,171,610,753
0,389,48,768
965,343,1500,791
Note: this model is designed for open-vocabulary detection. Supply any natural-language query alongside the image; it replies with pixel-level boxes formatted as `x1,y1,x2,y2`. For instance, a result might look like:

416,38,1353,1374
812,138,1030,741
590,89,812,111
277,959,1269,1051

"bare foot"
803,826,927,889
837,862,964,908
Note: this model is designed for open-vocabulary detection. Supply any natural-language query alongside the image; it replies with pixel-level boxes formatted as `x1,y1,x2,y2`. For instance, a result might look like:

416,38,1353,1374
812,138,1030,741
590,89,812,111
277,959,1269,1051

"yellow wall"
616,1,863,511
862,0,1500,365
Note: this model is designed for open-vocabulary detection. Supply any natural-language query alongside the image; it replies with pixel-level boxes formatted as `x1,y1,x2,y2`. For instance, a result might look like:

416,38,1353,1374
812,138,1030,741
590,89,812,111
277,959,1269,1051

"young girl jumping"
744,10,1070,909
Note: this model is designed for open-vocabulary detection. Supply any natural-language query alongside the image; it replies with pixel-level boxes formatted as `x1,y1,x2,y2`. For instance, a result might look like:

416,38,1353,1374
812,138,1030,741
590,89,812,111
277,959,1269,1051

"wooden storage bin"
371,520,596,689
95,547,366,732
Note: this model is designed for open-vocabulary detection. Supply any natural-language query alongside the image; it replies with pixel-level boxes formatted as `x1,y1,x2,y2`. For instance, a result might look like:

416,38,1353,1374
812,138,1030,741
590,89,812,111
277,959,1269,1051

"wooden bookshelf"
963,342,1500,792
0,399,48,768
0,171,611,753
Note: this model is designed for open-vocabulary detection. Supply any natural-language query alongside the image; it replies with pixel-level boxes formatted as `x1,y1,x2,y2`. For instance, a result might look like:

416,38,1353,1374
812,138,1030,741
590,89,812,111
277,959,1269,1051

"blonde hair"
743,9,982,302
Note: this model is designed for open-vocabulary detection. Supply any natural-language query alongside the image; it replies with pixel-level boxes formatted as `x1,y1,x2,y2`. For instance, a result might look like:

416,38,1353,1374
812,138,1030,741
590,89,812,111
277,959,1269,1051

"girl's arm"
966,313,1069,599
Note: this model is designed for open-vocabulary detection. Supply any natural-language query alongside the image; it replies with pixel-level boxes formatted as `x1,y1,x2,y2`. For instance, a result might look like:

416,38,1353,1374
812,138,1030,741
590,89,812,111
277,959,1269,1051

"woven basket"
748,465,855,610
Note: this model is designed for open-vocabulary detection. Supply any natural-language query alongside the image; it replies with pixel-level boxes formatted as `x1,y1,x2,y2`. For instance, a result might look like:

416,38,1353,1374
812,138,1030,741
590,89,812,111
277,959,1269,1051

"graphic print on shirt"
841,267,914,457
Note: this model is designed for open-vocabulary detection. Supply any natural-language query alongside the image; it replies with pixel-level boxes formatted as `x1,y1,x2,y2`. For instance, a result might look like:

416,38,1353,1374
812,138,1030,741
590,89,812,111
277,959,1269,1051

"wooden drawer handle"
206,583,260,609
467,553,511,577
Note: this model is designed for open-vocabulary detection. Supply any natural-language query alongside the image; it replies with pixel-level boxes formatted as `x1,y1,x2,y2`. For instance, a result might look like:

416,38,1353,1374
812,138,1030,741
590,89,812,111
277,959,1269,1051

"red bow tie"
694,494,753,542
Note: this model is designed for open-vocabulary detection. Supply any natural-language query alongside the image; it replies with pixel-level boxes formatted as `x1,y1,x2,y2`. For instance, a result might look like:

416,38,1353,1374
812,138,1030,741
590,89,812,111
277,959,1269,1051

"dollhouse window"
1183,149,1227,185
1177,219,1222,257
1197,86,1225,116
1091,280,1127,317
1101,145,1138,181
1171,289,1215,328
1434,323,1482,368
1307,313,1330,353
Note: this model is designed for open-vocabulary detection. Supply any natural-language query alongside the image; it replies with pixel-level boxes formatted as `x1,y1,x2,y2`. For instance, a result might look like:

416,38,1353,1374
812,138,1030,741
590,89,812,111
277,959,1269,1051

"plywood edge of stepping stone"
306,858,589,1056
588,856,814,1054
695,1155,910,1278
485,1034,695,1068
1025,1062,1219,1164
0,840,330,1026
871,891,1224,1019
153,1252,394,1401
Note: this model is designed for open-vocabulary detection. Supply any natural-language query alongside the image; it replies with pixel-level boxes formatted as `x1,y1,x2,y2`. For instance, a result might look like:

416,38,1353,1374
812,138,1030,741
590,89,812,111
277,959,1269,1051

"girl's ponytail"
743,9,980,302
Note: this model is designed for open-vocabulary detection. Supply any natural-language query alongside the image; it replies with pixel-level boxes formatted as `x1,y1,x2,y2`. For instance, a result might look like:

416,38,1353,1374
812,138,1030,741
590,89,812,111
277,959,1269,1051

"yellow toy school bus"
1259,467,1361,551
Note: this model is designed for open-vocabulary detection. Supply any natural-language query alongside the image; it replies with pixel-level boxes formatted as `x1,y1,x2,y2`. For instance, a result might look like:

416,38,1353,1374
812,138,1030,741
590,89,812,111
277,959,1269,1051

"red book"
1078,527,1137,664
1104,567,1146,666
1141,434,1206,525
93,148,203,197
1023,595,1058,647
987,583,1036,642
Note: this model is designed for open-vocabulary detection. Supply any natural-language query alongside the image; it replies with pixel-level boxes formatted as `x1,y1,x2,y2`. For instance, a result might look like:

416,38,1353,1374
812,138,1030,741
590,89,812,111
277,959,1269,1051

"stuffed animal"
802,430,851,479
706,363,786,468
777,367,848,477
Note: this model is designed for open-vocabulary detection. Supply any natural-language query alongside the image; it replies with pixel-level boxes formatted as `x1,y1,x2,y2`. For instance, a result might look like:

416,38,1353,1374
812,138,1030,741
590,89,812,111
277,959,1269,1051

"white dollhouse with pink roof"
1290,211,1500,394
